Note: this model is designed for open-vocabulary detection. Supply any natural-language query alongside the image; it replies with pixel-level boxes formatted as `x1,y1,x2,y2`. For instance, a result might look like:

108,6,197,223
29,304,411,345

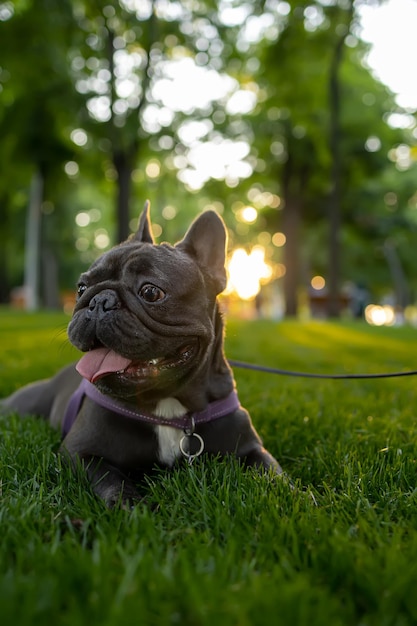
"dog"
2,202,282,506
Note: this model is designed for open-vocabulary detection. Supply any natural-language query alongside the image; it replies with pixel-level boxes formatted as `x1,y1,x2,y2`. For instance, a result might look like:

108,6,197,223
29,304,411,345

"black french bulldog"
2,203,282,506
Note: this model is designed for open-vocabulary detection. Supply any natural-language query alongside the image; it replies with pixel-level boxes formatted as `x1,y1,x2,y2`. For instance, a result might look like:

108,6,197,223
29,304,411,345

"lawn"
1,309,417,625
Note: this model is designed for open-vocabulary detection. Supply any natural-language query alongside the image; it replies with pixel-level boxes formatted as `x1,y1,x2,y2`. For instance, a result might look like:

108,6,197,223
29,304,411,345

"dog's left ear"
132,200,155,244
177,211,227,294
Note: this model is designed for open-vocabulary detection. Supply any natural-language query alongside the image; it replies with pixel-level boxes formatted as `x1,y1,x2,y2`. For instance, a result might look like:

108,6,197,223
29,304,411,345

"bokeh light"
238,206,257,223
94,230,110,250
364,304,395,326
311,275,326,290
75,212,90,227
272,232,286,247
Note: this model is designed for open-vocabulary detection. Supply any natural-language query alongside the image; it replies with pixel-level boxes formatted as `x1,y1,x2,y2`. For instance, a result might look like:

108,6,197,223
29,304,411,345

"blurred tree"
1,0,416,316
70,0,240,242
70,0,158,241
227,0,416,316
0,0,83,306
326,0,354,317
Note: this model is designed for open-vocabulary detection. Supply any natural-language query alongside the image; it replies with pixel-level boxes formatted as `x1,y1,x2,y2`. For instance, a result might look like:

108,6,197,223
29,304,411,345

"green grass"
2,310,417,625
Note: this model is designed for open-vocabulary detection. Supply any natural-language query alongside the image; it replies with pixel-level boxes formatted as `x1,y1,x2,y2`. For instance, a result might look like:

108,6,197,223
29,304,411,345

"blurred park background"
1,0,416,324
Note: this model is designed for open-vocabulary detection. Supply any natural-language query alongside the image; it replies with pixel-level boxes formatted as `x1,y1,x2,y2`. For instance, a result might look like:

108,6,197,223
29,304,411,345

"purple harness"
62,378,240,438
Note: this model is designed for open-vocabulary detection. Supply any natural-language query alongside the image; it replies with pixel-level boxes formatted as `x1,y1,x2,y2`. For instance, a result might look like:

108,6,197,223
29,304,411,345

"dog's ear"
177,211,227,294
132,200,155,243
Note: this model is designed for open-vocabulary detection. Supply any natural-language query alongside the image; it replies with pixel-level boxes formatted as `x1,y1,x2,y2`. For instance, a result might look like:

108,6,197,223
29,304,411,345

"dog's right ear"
176,210,227,294
132,200,155,243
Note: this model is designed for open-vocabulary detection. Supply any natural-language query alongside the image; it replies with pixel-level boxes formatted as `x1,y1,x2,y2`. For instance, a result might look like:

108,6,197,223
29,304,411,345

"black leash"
228,359,417,380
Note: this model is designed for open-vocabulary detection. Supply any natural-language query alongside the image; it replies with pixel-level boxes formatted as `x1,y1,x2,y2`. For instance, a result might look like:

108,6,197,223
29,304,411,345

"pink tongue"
76,347,132,383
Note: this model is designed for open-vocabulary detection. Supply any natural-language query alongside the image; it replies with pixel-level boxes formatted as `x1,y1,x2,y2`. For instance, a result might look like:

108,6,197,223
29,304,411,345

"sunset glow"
225,246,273,300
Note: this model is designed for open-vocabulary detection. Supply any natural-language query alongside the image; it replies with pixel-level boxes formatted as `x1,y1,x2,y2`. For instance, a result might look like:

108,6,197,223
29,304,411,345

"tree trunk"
0,245,9,303
326,4,353,317
106,8,155,245
114,151,133,243
0,198,10,302
327,38,344,317
383,240,409,309
282,151,301,317
41,248,60,309
282,197,301,317
24,169,43,310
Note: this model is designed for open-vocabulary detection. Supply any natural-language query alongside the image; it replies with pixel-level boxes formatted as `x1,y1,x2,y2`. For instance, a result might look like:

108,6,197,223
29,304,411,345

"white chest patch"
154,398,188,466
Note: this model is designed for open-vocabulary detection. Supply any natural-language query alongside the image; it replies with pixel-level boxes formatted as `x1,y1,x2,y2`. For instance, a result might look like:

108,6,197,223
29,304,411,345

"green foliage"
1,1,417,306
2,311,417,624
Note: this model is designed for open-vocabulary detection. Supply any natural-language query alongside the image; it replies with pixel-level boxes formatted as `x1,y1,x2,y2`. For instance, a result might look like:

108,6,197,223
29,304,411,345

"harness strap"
62,378,240,437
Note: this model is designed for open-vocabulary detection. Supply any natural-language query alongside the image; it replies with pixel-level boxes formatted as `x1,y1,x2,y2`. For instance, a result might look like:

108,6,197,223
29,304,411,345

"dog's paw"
91,477,143,509
99,482,144,509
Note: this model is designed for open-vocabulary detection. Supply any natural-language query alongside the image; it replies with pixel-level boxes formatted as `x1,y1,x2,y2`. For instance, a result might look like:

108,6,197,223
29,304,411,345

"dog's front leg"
78,455,143,508
242,446,284,475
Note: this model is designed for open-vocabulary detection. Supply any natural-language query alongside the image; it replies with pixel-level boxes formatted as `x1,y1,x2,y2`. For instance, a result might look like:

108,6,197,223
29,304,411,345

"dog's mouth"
76,344,197,384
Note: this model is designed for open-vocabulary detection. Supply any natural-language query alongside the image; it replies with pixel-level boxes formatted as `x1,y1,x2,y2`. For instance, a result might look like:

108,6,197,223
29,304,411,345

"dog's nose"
88,290,120,313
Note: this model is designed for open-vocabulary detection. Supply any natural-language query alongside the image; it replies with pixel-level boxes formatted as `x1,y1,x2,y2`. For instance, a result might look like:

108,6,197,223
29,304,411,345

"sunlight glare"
226,89,257,115
152,58,236,113
178,139,251,190
226,246,272,300
359,0,417,108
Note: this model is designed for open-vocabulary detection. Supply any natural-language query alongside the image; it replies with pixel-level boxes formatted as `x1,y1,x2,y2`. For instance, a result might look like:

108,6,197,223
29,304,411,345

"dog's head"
68,202,233,409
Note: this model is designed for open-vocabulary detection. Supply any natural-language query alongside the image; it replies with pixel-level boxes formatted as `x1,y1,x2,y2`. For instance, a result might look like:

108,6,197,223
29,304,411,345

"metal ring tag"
179,432,204,465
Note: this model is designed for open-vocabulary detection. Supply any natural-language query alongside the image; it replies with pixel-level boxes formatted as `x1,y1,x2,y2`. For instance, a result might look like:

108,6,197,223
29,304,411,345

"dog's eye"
77,283,87,298
139,284,165,303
